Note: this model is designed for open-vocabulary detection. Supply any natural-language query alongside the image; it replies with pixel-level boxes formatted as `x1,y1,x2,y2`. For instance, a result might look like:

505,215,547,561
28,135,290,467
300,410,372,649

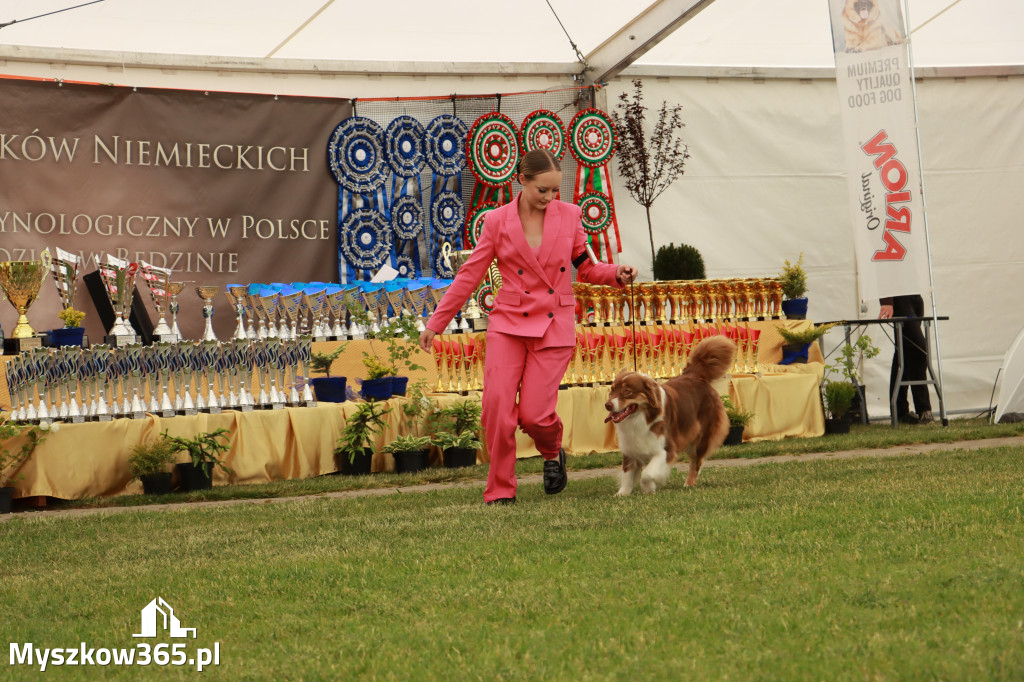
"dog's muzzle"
604,403,638,424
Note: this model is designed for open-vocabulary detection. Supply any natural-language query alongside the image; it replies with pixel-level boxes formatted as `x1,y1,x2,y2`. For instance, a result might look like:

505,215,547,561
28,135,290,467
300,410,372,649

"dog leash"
628,277,638,373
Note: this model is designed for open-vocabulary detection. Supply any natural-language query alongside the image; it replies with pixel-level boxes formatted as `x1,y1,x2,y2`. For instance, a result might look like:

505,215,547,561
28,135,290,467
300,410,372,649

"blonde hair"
517,149,560,181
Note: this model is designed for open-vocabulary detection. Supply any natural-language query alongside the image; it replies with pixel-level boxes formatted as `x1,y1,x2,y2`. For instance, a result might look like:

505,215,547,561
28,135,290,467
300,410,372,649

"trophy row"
3,338,321,424
0,248,474,350
573,278,786,326
427,322,765,394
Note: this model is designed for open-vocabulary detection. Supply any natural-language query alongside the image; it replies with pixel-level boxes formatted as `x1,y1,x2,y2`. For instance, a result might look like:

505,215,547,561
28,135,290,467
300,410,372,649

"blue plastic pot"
360,377,393,401
780,297,808,319
48,327,85,347
390,376,409,396
779,343,810,365
310,376,348,403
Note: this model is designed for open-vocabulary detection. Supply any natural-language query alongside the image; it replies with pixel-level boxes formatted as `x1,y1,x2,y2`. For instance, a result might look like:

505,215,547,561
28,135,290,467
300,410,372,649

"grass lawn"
3,446,1022,680
48,417,1024,511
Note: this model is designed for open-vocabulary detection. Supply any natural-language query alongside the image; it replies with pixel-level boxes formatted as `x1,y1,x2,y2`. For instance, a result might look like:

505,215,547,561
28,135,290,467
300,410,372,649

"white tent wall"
601,73,1024,417
1,49,1021,417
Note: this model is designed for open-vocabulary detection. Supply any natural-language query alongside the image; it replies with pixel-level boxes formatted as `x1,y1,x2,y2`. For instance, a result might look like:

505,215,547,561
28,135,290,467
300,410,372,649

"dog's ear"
640,377,661,412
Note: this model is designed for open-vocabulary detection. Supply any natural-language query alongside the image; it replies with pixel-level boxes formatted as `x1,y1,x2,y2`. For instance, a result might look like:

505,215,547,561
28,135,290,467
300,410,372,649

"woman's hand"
616,264,638,285
879,304,894,320
419,328,436,354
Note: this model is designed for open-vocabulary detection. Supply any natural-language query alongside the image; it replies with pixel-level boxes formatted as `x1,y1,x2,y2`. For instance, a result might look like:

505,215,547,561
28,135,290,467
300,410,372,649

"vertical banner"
828,0,931,303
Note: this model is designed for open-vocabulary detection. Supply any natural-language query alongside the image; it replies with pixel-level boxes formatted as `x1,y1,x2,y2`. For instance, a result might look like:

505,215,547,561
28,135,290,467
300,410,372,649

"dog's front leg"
641,450,671,493
616,458,641,496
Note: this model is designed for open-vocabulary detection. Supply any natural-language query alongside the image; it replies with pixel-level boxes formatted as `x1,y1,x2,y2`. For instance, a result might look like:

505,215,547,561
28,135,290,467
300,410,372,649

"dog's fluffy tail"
683,336,736,382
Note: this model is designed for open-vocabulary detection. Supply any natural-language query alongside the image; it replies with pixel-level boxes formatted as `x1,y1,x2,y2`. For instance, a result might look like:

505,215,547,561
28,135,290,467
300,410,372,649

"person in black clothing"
879,294,933,424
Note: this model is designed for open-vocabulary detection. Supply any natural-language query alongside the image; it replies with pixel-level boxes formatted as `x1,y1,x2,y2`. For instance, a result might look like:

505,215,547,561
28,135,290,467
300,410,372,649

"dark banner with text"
0,77,350,341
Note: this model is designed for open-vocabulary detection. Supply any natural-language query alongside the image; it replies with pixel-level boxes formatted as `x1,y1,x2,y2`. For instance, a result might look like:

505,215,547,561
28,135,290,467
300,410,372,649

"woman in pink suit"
419,149,638,505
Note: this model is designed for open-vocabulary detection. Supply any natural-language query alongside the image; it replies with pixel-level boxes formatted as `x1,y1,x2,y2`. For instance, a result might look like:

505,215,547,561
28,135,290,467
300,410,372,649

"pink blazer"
427,195,622,347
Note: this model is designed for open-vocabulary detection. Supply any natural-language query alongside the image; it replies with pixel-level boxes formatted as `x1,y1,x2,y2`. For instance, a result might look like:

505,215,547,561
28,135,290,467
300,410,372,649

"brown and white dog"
604,336,736,495
841,0,900,53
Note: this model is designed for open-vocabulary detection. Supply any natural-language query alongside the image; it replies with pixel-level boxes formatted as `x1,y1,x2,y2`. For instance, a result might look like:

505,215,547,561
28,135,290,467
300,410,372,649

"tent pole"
904,0,948,426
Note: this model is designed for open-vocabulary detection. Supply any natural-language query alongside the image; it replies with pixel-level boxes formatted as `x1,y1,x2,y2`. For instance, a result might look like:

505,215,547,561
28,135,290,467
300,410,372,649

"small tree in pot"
128,434,178,495
721,396,754,446
166,428,233,492
308,346,348,403
334,400,391,475
822,380,859,434
433,398,483,468
778,253,809,319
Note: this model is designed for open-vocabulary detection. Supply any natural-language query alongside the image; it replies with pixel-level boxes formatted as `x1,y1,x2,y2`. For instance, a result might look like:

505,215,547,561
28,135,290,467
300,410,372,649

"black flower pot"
443,447,477,468
339,447,374,476
310,376,347,403
393,448,430,473
174,462,213,492
0,486,15,514
140,472,173,495
724,424,745,446
825,417,852,435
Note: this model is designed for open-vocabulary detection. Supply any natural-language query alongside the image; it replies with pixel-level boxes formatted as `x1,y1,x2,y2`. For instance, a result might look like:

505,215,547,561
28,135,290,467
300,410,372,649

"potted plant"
359,355,396,401
433,398,483,468
0,419,47,514
828,334,881,422
334,400,391,475
363,313,426,397
432,431,483,468
50,307,87,347
775,323,835,365
721,396,754,446
308,346,347,403
822,379,859,434
778,253,808,319
127,434,178,495
381,434,432,473
166,428,233,492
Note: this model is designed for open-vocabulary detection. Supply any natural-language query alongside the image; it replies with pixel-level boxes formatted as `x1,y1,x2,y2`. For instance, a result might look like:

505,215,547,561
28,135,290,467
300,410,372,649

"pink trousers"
481,331,573,502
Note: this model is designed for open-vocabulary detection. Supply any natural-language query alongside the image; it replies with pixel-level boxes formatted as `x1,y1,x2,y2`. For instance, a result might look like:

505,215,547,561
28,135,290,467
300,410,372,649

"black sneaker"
486,497,516,506
543,448,567,495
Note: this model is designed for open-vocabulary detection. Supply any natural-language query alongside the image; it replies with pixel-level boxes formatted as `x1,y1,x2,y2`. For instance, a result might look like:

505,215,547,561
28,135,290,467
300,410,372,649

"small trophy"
429,282,456,334
154,342,177,418
0,249,52,352
359,287,384,335
324,287,346,340
304,288,329,341
97,254,140,346
167,281,186,340
140,261,177,342
49,245,83,322
195,285,220,342
257,288,281,339
225,285,250,341
277,289,303,341
405,284,432,332
342,286,365,339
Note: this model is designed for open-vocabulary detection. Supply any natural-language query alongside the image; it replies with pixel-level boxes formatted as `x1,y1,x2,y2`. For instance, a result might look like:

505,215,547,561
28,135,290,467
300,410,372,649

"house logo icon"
133,597,197,639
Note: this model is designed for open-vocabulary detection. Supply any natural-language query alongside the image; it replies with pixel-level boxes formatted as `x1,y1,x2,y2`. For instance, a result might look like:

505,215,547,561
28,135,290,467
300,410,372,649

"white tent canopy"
1,0,1022,419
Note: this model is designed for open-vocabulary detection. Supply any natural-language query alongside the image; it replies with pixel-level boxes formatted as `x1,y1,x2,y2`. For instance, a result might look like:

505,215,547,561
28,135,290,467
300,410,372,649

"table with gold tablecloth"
3,319,825,501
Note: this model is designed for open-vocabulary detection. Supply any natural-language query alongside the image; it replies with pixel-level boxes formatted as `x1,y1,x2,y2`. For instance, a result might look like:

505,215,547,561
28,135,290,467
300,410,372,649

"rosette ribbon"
568,108,620,263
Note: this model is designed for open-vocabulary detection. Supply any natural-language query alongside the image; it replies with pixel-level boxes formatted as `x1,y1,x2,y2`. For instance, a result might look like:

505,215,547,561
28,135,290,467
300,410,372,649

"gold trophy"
0,249,51,351
167,281,186,340
196,285,220,342
226,285,253,341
